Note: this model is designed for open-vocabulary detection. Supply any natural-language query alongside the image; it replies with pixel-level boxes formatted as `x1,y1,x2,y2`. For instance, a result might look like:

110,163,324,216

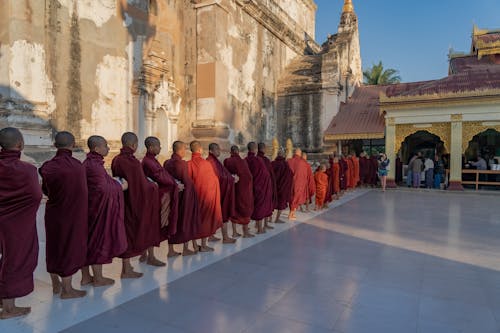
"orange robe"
287,156,309,210
306,163,316,202
347,158,355,188
333,163,340,194
352,157,360,187
188,152,222,238
314,171,328,207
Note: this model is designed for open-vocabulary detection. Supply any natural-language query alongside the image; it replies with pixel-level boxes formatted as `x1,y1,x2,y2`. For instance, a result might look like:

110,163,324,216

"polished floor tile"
4,189,500,333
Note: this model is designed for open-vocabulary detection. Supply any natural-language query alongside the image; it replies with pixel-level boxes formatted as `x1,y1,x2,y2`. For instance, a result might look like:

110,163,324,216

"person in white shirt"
424,157,434,189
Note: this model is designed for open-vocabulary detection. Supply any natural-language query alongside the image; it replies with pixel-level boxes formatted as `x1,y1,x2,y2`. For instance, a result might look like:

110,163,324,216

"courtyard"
2,189,500,333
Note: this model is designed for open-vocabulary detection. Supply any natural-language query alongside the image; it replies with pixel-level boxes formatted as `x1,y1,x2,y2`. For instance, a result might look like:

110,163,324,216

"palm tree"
363,61,401,85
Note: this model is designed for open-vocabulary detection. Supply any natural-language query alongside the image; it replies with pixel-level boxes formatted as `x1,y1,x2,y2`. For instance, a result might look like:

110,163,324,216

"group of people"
0,126,381,320
405,152,445,189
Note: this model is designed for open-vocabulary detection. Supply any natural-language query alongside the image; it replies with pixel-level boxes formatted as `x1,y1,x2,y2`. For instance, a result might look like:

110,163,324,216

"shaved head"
54,131,75,149
294,148,302,156
121,132,138,147
247,141,257,152
190,140,202,153
208,143,219,152
230,145,239,154
87,135,106,151
258,142,266,152
144,136,160,149
0,127,24,150
173,140,184,153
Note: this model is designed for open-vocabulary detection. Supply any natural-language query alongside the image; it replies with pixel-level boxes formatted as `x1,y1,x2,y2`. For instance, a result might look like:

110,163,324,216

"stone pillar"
448,115,464,191
385,118,397,188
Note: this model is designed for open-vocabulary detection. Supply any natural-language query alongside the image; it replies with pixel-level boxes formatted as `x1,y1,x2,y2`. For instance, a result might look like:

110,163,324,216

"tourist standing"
378,153,390,192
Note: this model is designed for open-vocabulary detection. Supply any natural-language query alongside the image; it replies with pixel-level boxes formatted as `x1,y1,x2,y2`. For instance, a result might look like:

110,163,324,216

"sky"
314,0,500,83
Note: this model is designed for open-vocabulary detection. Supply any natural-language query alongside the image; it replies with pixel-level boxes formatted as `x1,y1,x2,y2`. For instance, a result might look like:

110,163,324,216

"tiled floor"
3,189,500,333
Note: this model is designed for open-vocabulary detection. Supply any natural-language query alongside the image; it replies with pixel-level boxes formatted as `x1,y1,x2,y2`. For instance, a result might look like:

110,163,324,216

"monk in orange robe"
346,155,355,189
0,128,42,319
333,156,341,199
314,164,329,210
302,152,315,212
287,148,309,220
188,141,222,252
352,153,360,187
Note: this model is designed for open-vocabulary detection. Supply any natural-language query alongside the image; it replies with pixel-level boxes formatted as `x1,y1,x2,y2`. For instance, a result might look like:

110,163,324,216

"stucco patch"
58,0,116,27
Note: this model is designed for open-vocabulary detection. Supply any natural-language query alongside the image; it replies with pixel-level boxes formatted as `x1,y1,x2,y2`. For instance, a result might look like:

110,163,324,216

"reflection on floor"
0,188,369,333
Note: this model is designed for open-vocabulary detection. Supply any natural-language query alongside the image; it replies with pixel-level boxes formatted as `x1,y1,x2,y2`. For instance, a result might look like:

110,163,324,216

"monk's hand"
233,174,240,183
177,183,185,192
121,179,129,191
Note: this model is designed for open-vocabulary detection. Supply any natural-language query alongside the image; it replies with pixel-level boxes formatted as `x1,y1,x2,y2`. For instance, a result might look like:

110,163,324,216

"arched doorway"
465,129,500,162
399,130,445,164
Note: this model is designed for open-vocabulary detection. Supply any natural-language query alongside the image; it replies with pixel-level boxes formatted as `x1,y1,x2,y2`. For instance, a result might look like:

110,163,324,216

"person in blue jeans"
433,155,444,189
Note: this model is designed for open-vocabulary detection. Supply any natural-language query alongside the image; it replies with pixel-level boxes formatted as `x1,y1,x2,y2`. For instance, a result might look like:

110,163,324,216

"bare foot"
256,229,266,234
80,276,93,286
0,306,31,319
139,251,147,263
208,236,221,242
222,237,237,244
199,245,214,252
121,270,143,279
52,282,61,295
232,232,242,238
146,257,166,267
93,277,115,287
243,232,255,238
60,288,87,299
265,225,274,230
167,251,181,258
182,249,197,256
275,219,286,224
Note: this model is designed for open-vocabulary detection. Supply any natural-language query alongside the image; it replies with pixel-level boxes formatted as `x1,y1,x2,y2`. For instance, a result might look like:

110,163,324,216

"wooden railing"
462,169,500,190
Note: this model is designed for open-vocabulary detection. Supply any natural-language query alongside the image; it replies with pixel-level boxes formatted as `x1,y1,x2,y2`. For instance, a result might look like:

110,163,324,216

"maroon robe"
257,151,278,209
0,150,42,299
39,149,88,277
359,156,368,185
369,156,379,185
325,158,334,203
83,151,127,265
111,147,160,258
271,156,293,210
207,153,235,223
142,152,179,240
224,152,253,225
306,162,316,200
339,158,348,190
164,153,201,243
246,151,273,220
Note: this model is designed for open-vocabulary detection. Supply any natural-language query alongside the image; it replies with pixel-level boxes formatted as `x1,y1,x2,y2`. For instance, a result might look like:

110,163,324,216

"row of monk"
0,127,372,320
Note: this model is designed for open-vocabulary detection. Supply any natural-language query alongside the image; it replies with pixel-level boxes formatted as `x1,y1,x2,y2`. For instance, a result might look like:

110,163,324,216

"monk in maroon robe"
188,141,222,252
80,136,128,288
246,142,273,234
111,132,162,278
302,152,316,212
164,141,201,255
142,137,184,257
0,128,42,319
39,131,88,299
324,156,334,204
359,152,368,186
271,149,293,222
339,156,348,191
369,154,379,186
207,143,237,243
258,143,277,230
287,148,309,220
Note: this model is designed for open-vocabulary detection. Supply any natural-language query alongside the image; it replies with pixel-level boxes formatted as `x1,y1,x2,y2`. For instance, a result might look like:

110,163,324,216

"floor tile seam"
263,305,344,331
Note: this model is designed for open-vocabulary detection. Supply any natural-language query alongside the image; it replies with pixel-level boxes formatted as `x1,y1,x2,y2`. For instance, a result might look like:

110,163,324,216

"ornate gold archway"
395,122,450,154
462,121,500,152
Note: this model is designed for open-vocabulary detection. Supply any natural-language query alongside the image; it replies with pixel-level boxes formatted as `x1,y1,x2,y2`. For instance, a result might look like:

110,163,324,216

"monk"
346,155,355,189
314,164,329,210
207,143,237,243
271,148,293,223
0,128,42,319
324,155,335,204
246,142,273,234
258,143,277,230
111,132,163,278
80,136,128,288
302,152,316,212
332,156,341,199
359,152,368,187
352,153,360,187
369,153,379,187
39,131,88,299
339,155,348,191
223,145,254,238
142,137,184,257
287,148,309,220
164,141,200,255
188,141,222,251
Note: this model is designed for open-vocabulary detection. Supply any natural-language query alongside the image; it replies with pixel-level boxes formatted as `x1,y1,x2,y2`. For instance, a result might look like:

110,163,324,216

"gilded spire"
343,0,354,12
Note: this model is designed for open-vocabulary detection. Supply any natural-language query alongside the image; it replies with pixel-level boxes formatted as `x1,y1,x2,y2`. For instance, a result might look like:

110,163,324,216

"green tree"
363,61,401,85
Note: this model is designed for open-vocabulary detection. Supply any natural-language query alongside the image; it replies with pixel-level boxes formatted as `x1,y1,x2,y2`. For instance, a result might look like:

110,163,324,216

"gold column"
385,118,397,187
449,115,464,190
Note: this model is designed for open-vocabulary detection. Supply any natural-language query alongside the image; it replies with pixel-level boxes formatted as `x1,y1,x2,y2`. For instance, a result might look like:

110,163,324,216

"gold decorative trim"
395,123,450,154
386,117,395,126
450,114,463,121
462,121,500,152
324,132,385,141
